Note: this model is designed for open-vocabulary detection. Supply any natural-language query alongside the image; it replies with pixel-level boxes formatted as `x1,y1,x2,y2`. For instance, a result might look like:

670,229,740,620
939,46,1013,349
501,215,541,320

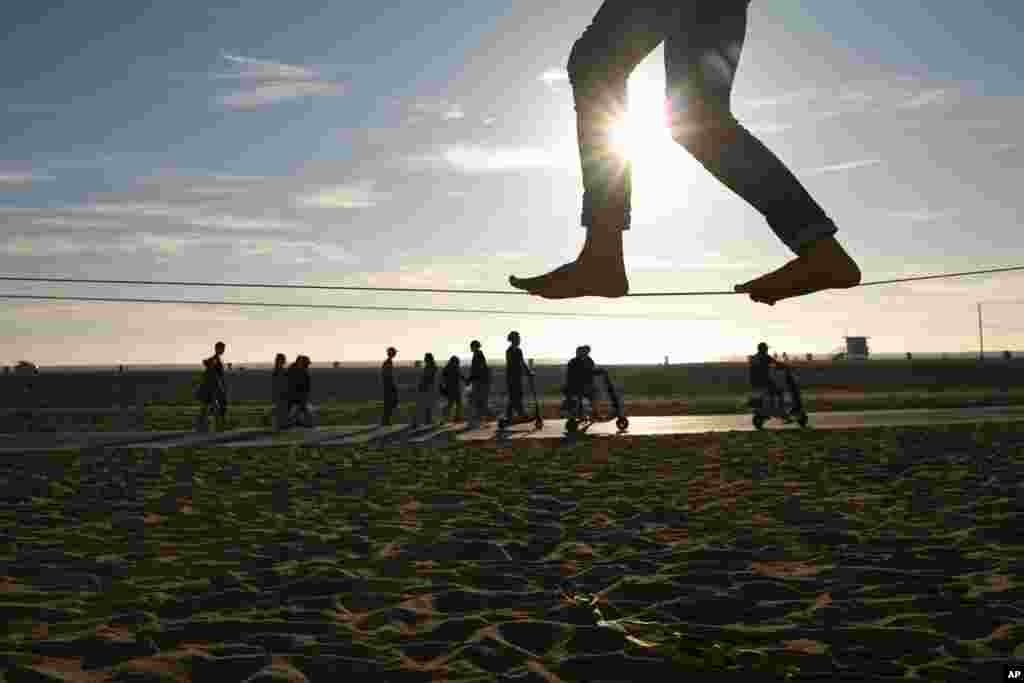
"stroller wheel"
615,416,629,431
534,417,544,430
797,413,809,428
498,418,509,430
753,415,766,430
565,418,578,434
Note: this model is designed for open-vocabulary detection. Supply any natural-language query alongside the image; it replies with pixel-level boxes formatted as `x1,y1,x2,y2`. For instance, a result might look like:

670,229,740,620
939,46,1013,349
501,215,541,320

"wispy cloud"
0,172,55,187
214,52,347,110
896,88,950,110
237,238,357,264
398,98,474,125
411,144,574,173
803,158,883,176
885,208,961,223
293,180,391,209
1,202,310,234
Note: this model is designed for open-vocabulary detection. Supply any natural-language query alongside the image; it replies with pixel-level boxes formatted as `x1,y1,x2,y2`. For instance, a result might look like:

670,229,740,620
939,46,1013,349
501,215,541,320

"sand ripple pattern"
1,424,1023,681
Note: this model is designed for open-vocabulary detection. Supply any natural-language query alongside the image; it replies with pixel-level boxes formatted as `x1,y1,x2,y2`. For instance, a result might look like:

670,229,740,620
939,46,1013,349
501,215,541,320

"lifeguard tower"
833,336,870,361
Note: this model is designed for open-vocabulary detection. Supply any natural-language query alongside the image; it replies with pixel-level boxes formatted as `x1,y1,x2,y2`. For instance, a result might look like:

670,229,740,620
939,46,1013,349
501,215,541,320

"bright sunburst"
608,72,674,162
605,71,698,222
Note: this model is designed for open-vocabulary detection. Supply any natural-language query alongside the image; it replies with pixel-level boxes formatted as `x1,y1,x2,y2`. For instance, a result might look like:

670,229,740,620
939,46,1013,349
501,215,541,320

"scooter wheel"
565,418,578,434
616,416,629,431
753,415,766,430
534,417,544,430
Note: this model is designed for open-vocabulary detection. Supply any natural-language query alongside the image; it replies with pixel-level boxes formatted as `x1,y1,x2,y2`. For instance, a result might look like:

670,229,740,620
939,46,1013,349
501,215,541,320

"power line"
0,293,685,320
3,263,1023,296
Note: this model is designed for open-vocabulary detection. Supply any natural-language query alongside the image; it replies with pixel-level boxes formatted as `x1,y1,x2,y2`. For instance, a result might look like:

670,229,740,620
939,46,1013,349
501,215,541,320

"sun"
604,71,698,222
608,73,674,163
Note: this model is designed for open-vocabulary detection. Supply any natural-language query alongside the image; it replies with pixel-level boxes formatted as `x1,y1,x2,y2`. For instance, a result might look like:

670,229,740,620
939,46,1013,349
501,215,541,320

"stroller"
749,365,808,430
563,370,629,434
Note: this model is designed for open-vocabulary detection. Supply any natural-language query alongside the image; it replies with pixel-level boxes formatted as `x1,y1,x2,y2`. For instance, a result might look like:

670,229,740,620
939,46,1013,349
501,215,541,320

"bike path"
3,405,1024,453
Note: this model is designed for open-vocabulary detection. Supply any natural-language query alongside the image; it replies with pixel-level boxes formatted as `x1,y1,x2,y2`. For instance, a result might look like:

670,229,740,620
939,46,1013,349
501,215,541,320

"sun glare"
605,72,698,222
608,74,674,162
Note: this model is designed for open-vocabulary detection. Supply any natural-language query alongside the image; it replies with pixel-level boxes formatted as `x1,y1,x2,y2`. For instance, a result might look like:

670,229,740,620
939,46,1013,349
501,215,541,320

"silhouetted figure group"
379,333,540,429
273,354,313,429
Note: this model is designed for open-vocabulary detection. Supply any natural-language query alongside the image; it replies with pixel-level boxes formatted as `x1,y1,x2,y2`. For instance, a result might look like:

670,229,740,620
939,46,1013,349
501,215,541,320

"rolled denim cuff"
786,221,838,255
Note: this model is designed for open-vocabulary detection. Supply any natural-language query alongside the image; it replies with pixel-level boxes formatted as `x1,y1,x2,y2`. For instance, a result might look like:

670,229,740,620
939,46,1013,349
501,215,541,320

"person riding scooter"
749,342,786,412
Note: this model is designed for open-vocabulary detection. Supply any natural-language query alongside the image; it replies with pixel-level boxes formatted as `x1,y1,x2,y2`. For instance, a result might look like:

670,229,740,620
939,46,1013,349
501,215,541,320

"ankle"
582,229,624,259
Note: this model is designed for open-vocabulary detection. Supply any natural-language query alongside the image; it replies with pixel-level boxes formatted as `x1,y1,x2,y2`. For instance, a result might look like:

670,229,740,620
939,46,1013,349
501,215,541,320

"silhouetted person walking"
441,356,464,422
465,340,492,428
414,353,439,427
381,347,398,425
510,0,860,305
505,331,534,422
196,341,227,432
271,353,289,430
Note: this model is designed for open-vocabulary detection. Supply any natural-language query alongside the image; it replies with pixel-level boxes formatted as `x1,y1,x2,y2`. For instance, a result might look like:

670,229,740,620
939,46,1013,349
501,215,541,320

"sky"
2,0,1023,367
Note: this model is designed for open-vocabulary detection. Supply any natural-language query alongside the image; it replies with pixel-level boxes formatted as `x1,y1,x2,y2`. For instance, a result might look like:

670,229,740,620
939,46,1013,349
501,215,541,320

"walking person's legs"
511,0,860,305
663,1,858,303
196,402,210,433
467,384,480,428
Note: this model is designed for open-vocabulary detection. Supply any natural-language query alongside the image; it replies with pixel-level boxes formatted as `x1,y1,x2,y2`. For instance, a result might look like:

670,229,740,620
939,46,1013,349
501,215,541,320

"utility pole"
978,303,984,361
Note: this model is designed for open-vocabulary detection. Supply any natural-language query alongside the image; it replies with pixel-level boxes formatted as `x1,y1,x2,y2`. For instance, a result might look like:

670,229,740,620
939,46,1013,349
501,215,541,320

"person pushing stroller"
562,345,605,418
749,342,786,411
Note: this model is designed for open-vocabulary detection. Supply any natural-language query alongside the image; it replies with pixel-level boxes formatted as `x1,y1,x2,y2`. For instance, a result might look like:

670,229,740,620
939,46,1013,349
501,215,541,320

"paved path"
2,405,1024,453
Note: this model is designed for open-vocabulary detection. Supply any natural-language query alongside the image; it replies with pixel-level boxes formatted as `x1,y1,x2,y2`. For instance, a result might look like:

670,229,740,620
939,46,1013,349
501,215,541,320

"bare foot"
734,236,861,305
510,231,628,299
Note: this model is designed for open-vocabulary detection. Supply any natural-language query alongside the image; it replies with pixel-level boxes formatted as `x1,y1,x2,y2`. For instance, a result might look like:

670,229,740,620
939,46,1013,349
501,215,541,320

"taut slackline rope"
2,264,1023,296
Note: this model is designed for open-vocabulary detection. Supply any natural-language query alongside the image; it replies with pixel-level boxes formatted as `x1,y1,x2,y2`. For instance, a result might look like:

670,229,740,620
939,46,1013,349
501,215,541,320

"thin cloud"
401,98,469,125
886,208,961,223
0,172,55,186
803,158,883,176
896,88,950,110
1,202,310,233
734,88,820,110
238,238,357,264
294,181,391,209
414,144,574,173
215,52,347,110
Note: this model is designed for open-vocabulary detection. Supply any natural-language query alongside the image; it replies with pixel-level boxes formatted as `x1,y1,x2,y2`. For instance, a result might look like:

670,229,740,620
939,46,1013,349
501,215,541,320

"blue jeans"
569,0,836,254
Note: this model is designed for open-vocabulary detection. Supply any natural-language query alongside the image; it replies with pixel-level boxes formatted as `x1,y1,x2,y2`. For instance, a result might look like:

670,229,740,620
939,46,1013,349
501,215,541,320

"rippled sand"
1,423,1022,681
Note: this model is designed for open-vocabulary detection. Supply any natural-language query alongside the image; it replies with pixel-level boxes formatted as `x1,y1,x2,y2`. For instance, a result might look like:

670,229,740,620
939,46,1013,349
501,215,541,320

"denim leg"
665,0,836,255
568,1,668,232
